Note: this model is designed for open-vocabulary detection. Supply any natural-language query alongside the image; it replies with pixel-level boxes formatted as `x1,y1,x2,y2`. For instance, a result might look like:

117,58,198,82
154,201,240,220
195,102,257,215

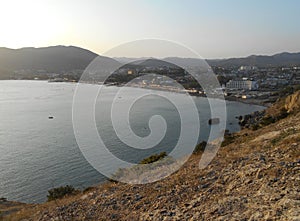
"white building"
238,66,258,72
226,80,258,90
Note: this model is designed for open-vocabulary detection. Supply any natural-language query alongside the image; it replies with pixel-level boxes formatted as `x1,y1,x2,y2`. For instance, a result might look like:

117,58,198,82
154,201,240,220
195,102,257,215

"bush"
259,109,289,128
193,141,207,154
47,185,78,201
260,116,276,126
139,152,167,164
276,108,289,120
279,85,300,97
251,124,261,131
83,186,95,193
221,134,235,147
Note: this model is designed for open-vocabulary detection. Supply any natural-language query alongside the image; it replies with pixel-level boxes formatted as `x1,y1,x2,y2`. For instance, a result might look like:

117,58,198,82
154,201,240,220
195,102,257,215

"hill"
113,58,182,70
3,91,300,220
1,46,300,80
207,52,300,68
116,52,300,69
164,57,208,68
0,46,120,79
136,58,180,68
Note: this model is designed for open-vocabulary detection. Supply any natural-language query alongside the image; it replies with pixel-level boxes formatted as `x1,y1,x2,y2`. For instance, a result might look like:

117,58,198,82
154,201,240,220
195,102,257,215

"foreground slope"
4,92,300,221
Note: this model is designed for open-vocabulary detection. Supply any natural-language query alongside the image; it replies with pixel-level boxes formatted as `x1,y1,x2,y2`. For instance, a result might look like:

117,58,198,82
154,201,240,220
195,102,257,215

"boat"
48,78,64,83
208,118,220,125
48,116,54,119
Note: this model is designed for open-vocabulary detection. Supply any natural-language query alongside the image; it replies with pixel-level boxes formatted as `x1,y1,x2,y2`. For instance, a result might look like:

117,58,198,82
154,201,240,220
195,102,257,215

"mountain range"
0,46,300,79
0,46,100,73
207,52,300,68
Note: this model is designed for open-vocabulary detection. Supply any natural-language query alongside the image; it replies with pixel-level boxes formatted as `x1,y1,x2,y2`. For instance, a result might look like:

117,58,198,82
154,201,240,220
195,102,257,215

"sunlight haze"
1,0,300,58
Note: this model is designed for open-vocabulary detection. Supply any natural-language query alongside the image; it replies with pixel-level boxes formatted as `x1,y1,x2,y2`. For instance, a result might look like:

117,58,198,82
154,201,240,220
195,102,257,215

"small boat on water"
48,116,54,119
208,118,220,125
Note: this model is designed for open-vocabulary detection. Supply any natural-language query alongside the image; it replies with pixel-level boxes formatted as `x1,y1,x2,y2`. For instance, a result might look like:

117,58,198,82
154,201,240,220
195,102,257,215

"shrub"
260,116,276,126
139,152,167,164
276,108,289,120
279,86,294,97
259,109,289,128
193,141,207,154
221,134,235,147
83,186,95,193
251,124,261,131
278,85,300,97
47,185,78,201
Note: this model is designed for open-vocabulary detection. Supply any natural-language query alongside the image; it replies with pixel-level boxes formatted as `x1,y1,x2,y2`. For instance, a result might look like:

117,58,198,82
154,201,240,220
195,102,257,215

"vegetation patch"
278,85,300,97
193,141,207,154
251,123,261,131
140,152,167,164
221,133,235,147
47,185,79,201
255,108,289,130
83,186,96,193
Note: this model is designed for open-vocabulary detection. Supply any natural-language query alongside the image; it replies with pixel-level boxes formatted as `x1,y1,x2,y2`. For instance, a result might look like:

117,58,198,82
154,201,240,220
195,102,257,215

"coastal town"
10,60,300,106
1,0,300,220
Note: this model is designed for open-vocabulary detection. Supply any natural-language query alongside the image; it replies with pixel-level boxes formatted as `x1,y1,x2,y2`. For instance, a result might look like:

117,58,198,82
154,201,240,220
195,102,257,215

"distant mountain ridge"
133,58,181,68
115,52,300,68
0,45,300,79
0,46,102,74
207,52,300,68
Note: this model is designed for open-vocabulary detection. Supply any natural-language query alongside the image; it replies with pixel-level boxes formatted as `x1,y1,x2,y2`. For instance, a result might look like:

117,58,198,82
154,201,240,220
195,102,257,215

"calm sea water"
0,80,265,203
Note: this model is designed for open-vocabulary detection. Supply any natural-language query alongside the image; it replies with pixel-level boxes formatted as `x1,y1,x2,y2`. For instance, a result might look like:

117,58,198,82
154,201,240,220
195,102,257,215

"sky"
0,0,300,58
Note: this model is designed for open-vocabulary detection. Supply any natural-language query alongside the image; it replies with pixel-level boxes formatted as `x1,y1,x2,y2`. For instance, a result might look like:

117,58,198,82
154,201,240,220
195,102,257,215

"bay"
0,80,265,203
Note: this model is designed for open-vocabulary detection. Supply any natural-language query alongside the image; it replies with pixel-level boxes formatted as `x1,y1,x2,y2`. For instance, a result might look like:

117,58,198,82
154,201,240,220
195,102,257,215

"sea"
0,80,265,203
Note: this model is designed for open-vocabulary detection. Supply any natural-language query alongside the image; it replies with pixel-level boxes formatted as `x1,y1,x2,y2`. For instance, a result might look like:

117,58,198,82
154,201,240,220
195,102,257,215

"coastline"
2,87,299,220
224,96,272,107
0,79,271,108
3,100,299,220
0,79,273,107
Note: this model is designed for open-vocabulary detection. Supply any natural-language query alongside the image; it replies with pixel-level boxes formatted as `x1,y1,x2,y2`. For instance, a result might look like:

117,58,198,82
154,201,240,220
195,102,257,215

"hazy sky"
1,0,300,58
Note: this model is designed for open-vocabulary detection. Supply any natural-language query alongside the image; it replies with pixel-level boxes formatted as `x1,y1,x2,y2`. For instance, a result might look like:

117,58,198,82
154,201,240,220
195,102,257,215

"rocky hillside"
238,90,300,130
2,92,300,221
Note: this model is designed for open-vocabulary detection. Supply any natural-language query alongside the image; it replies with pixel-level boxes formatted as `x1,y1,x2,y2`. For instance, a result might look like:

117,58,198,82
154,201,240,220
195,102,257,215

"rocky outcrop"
239,91,300,130
285,90,300,113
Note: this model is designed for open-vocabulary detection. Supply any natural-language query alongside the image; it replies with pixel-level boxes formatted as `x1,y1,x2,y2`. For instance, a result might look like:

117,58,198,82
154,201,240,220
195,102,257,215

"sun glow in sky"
0,1,64,48
1,0,300,58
